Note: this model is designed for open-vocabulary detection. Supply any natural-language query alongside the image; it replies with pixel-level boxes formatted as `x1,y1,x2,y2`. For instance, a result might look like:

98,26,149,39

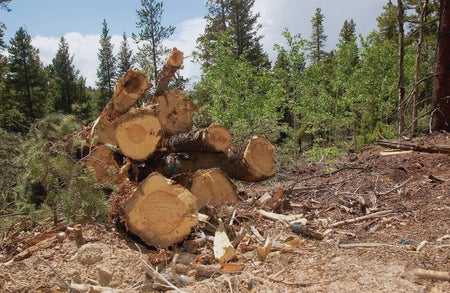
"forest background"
0,0,447,228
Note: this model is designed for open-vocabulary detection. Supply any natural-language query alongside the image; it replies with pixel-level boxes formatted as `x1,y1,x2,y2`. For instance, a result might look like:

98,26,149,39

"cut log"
153,90,197,136
149,135,276,181
164,123,233,153
154,47,184,97
85,145,129,185
116,173,199,248
183,168,238,208
91,69,152,145
114,108,162,160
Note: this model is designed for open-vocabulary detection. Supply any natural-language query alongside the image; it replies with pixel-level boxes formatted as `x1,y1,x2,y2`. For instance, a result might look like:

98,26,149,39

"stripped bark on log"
149,135,276,181
164,123,233,153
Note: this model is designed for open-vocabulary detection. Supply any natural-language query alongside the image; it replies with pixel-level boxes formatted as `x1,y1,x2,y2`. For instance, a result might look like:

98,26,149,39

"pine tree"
307,8,328,62
2,27,49,132
49,36,86,115
196,0,269,69
96,19,116,110
339,19,356,45
376,0,398,43
0,0,11,50
133,0,175,82
117,32,134,79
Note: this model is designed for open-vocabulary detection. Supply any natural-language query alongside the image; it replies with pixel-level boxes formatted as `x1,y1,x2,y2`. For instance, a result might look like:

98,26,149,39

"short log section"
119,173,199,248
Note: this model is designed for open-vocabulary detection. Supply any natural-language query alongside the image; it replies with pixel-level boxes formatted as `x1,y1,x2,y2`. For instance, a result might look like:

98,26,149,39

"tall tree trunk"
397,0,405,137
412,0,428,137
432,0,450,131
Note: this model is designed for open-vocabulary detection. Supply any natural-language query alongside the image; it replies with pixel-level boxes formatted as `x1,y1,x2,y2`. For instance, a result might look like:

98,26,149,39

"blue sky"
1,0,387,87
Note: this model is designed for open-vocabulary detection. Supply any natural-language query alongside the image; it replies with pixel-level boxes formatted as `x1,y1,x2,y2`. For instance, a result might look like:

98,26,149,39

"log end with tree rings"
115,109,162,160
203,123,233,152
188,168,238,208
243,135,276,181
121,172,199,247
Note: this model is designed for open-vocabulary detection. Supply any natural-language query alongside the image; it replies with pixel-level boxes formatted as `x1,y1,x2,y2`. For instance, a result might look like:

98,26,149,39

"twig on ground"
376,178,412,196
414,269,450,281
329,209,393,228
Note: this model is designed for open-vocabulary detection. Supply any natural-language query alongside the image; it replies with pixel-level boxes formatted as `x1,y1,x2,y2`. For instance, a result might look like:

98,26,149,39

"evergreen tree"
133,0,175,82
0,0,11,50
307,8,328,62
339,19,356,45
375,0,398,43
49,36,86,115
117,32,134,79
96,19,116,110
1,27,49,132
196,0,269,69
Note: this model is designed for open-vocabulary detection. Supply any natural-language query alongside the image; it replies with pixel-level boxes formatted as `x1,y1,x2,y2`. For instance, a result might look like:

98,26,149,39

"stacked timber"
83,48,276,248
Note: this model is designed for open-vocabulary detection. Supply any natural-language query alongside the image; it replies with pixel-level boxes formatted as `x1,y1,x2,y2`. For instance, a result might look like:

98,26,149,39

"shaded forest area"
1,0,450,291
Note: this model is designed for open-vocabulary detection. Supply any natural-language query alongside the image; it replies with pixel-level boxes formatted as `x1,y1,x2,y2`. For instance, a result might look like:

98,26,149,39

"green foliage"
13,114,109,224
3,27,50,132
196,0,269,69
96,19,116,111
307,7,328,62
0,128,23,209
195,35,285,143
133,0,175,81
117,32,134,78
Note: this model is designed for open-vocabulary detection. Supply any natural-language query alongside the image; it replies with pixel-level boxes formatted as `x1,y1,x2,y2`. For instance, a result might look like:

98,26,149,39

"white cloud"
31,17,206,88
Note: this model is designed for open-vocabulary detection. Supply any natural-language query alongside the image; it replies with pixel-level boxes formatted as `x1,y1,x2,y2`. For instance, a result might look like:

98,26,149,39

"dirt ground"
1,133,449,292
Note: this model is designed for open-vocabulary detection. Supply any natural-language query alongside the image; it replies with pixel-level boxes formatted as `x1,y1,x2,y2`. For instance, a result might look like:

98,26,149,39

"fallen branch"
376,177,412,196
414,269,450,281
328,209,393,228
377,139,450,154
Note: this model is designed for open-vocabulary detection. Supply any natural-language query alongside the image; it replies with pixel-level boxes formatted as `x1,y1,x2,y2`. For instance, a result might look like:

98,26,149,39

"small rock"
68,269,82,283
77,243,104,265
97,265,113,286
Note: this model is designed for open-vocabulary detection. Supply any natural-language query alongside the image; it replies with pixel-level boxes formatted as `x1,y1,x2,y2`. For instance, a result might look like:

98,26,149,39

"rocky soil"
1,133,449,292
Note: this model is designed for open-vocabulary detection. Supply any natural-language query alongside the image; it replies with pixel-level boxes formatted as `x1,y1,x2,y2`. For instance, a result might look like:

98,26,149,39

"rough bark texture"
164,123,233,153
149,135,276,182
154,47,184,97
432,0,450,131
116,173,199,248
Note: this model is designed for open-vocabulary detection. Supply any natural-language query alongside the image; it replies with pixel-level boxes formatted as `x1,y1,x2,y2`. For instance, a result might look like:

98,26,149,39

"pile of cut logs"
83,48,276,248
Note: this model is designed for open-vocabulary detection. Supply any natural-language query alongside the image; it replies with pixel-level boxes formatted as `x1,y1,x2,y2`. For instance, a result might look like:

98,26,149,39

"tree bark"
397,0,405,136
112,173,199,248
154,47,184,97
432,0,450,131
164,123,233,153
148,135,276,182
